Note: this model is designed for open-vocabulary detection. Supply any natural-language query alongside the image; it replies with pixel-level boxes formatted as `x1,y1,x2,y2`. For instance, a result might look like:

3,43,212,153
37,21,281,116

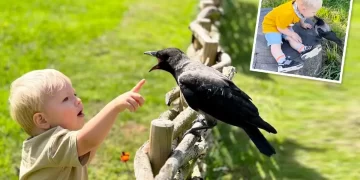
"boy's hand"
76,79,145,157
291,32,302,43
114,79,146,112
301,22,313,29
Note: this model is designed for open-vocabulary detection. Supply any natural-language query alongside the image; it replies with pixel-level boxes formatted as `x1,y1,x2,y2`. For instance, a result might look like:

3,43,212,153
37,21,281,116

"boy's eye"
63,97,69,102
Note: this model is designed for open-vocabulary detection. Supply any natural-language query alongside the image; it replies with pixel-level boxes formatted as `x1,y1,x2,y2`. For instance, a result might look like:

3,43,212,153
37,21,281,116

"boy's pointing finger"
131,79,146,93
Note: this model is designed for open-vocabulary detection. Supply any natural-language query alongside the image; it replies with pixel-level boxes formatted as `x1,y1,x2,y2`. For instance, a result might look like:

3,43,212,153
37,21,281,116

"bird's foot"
182,117,212,140
182,128,202,139
191,117,208,126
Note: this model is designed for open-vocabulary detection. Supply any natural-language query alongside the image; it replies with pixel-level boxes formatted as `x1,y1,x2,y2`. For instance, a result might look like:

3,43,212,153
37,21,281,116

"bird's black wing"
225,78,253,100
178,70,276,133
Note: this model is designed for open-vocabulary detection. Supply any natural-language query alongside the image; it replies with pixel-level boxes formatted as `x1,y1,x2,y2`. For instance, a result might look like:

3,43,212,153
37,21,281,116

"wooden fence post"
199,0,215,9
189,22,218,66
149,119,174,176
198,18,211,32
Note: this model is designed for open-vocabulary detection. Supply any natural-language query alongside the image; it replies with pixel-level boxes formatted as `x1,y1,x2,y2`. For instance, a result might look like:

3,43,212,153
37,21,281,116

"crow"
314,16,343,47
144,48,277,157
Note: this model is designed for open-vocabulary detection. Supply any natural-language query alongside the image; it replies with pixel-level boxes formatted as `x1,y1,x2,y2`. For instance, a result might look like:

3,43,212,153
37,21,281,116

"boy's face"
298,1,321,18
43,81,85,130
300,6,320,18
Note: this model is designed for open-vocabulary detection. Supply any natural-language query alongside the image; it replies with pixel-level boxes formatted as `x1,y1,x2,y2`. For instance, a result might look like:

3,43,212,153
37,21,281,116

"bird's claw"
182,128,202,140
182,119,212,141
192,117,207,126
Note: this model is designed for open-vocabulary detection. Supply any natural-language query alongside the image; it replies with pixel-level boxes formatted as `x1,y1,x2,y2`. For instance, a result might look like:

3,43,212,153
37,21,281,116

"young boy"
262,0,323,72
9,69,145,179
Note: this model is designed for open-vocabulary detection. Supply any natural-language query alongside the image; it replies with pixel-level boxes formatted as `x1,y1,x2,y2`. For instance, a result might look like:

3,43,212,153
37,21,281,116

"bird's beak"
144,51,160,72
149,65,160,72
144,51,157,57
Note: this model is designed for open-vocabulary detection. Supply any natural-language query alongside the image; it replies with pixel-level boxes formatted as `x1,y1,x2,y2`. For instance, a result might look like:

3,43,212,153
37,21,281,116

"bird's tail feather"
243,126,276,157
252,116,277,134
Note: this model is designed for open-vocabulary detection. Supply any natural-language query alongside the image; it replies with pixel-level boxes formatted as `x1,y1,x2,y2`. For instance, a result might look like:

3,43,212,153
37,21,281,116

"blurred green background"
0,0,359,179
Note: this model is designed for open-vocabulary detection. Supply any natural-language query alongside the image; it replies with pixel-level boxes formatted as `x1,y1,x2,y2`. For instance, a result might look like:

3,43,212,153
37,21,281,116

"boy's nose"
75,97,82,106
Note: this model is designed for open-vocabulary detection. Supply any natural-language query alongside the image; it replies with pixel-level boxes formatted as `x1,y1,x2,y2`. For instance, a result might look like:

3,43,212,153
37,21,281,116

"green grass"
1,0,360,180
318,43,342,79
261,0,352,80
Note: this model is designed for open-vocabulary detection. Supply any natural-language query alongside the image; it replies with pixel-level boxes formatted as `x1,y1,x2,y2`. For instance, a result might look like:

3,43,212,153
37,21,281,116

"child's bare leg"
264,32,303,72
285,36,321,59
270,44,286,64
285,36,305,53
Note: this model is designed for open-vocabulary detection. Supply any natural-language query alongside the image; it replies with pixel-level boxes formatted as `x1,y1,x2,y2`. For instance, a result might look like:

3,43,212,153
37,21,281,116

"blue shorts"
264,27,294,46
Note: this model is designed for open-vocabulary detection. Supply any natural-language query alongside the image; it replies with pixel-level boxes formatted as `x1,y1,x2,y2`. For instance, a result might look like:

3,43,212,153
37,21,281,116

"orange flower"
120,152,130,162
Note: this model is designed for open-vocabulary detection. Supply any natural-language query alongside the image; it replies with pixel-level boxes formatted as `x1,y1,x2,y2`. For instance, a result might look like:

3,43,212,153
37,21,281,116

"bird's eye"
63,97,69,102
74,93,77,97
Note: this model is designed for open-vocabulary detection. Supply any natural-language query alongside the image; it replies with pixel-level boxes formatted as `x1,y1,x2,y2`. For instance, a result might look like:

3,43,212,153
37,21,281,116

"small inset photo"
250,0,353,83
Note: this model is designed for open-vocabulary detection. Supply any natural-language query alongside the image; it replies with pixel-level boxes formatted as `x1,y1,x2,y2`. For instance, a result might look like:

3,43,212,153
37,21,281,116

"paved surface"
252,8,323,76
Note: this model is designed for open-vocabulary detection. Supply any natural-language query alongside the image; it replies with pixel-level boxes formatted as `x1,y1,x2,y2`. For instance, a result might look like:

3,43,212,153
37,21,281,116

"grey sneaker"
300,44,322,60
278,57,304,72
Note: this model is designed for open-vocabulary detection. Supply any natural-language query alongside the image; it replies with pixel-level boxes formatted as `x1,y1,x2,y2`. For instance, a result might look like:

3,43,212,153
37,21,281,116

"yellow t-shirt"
20,127,90,180
262,1,301,33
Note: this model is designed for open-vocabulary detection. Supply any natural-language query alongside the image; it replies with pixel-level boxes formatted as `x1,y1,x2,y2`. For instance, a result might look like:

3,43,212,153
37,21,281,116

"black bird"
144,48,277,157
314,16,343,47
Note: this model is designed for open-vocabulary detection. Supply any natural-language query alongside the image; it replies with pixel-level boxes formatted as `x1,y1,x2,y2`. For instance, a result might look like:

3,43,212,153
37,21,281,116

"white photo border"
249,0,355,84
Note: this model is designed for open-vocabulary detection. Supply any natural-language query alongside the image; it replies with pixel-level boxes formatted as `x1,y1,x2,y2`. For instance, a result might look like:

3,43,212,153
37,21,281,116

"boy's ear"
33,113,51,129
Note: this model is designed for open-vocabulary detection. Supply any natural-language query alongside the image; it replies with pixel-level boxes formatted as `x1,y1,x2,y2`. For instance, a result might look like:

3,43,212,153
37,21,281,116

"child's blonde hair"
9,69,71,135
300,0,322,9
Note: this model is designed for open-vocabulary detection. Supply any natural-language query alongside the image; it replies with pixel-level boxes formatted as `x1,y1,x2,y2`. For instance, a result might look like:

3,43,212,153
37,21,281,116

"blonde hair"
9,69,71,135
300,0,322,9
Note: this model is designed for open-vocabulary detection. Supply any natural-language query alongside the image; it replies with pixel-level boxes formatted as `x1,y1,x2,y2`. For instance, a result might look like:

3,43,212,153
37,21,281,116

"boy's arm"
275,13,298,37
278,27,302,43
300,18,305,25
76,80,145,157
277,26,302,43
277,27,296,37
77,101,120,156
300,18,313,29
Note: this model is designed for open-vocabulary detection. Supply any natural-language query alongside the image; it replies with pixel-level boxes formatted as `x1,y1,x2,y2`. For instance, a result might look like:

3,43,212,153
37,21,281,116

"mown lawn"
1,0,359,180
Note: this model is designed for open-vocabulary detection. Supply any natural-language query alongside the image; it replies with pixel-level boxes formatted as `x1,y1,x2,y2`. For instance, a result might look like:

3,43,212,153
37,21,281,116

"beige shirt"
20,127,90,180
